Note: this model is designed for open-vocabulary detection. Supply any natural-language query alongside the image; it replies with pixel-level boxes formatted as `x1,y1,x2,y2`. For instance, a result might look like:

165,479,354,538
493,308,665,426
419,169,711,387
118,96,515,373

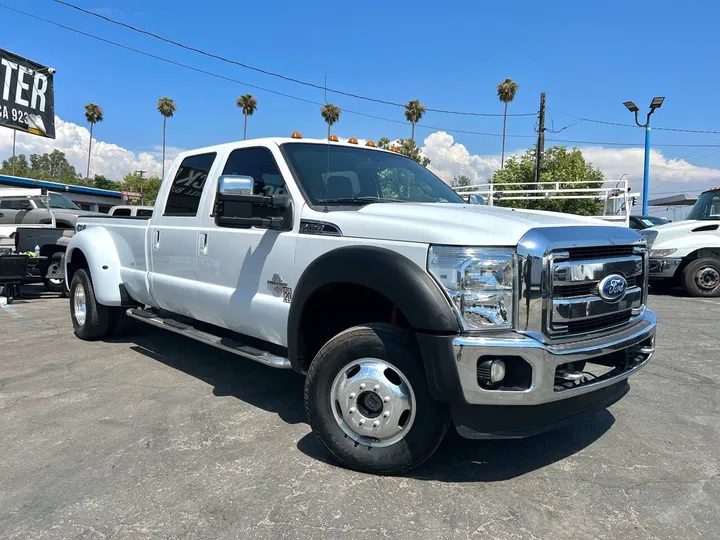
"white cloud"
0,116,181,180
420,131,501,185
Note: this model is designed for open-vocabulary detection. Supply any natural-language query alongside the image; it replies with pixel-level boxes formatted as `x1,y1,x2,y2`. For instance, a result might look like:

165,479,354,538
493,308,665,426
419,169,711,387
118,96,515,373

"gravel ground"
0,286,718,539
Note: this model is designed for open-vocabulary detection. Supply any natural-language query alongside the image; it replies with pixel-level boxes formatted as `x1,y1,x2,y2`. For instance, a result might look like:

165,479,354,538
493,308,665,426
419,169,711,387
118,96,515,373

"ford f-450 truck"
64,136,656,474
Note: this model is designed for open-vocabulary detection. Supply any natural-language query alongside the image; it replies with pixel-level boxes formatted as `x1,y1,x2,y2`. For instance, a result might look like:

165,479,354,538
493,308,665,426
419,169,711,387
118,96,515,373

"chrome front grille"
516,226,649,343
549,248,646,336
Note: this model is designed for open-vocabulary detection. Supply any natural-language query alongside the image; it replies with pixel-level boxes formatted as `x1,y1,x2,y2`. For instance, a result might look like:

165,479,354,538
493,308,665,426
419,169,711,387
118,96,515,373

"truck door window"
164,152,217,216
222,147,285,197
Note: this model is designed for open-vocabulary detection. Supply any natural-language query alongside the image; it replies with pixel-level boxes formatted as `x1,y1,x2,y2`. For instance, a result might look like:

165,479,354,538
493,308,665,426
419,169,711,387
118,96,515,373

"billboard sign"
121,191,143,204
0,48,55,138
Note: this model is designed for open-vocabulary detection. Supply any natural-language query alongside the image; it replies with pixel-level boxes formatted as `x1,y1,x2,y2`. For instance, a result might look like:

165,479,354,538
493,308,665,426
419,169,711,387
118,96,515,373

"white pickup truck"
648,186,720,296
64,135,656,474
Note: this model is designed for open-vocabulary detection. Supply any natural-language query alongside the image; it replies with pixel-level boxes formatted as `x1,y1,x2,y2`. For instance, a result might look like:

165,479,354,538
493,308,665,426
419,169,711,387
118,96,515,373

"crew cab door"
194,145,298,346
148,152,218,317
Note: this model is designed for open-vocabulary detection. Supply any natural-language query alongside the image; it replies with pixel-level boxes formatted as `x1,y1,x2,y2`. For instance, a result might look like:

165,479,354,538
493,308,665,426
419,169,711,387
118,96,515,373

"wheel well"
66,249,89,284
678,248,720,276
295,283,410,373
39,245,66,259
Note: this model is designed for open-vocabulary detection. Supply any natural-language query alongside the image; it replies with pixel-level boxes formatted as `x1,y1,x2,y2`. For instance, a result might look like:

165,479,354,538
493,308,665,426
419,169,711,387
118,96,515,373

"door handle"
153,230,160,250
199,233,208,255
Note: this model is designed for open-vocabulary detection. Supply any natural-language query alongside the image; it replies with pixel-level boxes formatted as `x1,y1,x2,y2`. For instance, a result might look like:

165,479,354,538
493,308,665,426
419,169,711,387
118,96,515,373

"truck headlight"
428,246,515,330
650,248,677,257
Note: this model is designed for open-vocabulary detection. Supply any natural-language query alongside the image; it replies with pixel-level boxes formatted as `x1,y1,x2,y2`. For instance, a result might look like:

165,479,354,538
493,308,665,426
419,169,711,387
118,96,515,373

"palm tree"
157,97,176,179
320,103,341,138
236,94,258,140
497,78,519,168
84,103,103,179
404,99,426,143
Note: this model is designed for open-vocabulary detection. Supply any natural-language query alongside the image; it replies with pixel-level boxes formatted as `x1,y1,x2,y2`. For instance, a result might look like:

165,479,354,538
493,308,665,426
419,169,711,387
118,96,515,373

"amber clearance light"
291,131,303,139
365,141,376,147
328,135,339,142
347,137,358,144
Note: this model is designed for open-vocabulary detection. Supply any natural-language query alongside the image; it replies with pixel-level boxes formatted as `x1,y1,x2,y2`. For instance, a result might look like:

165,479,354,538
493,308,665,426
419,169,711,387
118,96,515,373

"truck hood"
306,203,623,245
649,220,720,251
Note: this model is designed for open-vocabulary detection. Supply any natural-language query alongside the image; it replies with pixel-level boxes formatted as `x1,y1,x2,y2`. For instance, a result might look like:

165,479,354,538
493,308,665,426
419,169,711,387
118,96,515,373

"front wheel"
304,324,450,475
70,269,110,340
682,258,720,297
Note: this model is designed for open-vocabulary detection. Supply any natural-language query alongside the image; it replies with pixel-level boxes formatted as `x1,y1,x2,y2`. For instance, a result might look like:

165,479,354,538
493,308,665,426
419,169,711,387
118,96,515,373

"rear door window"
164,153,217,216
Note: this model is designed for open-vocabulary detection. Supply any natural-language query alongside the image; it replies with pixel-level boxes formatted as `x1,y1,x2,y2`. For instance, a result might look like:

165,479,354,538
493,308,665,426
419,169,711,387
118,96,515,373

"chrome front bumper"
452,309,656,405
649,257,682,278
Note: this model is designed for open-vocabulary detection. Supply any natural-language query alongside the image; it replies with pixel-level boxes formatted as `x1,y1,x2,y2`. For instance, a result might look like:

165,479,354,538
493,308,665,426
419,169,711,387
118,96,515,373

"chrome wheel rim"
696,266,720,291
330,358,416,448
48,261,63,285
73,283,87,325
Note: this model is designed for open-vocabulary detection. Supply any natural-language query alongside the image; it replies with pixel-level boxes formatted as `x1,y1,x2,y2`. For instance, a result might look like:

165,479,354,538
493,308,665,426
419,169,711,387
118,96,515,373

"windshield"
39,193,82,210
281,143,464,206
687,190,720,221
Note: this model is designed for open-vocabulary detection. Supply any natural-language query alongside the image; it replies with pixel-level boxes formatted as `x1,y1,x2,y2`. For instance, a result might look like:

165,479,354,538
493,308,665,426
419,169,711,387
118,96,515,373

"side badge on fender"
268,273,292,303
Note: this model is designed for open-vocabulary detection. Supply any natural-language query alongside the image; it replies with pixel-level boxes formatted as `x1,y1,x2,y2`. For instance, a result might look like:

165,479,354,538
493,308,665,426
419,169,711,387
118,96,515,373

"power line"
53,0,536,118
7,4,720,152
550,108,720,135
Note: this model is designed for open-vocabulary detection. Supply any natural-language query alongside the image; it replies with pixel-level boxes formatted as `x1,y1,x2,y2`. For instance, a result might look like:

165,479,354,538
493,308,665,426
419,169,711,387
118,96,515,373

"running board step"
127,309,291,369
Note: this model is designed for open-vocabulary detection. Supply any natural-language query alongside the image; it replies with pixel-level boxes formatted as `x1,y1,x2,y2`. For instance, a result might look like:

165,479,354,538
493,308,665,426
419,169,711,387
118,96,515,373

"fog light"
477,359,506,387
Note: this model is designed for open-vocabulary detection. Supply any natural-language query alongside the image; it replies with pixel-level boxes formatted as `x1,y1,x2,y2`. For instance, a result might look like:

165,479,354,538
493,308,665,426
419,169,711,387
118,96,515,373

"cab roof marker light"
348,137,358,144
328,135,339,142
291,131,302,139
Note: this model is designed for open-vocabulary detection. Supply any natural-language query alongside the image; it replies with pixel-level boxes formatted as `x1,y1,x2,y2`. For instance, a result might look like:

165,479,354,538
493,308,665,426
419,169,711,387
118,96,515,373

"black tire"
682,258,720,297
69,269,110,340
109,307,135,336
43,277,65,293
305,323,450,475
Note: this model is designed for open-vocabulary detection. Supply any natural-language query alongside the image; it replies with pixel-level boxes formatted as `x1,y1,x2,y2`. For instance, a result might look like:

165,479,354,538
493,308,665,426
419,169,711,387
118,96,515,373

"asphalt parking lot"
0,287,718,540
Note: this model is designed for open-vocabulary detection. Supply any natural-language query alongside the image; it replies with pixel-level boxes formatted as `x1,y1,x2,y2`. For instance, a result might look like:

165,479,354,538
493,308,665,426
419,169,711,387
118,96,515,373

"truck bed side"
65,216,152,306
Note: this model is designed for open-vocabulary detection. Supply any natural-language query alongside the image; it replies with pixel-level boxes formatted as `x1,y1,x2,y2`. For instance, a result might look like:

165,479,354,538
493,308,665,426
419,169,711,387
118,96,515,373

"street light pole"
623,97,665,216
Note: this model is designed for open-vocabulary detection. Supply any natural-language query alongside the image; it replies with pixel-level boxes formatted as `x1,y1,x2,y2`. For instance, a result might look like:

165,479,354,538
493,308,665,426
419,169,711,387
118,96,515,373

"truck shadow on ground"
296,410,615,482
112,325,615,482
114,325,306,426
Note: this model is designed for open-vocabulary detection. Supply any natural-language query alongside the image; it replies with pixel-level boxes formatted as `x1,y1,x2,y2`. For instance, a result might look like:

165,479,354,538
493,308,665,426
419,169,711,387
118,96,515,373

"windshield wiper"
315,196,400,206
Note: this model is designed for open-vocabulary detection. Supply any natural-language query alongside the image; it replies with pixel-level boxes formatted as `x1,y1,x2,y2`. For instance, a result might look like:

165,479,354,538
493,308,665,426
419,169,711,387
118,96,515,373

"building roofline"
0,174,123,198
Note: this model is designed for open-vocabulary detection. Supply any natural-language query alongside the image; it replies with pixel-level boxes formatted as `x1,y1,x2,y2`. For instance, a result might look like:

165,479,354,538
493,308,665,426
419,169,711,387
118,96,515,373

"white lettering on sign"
31,73,47,112
1,58,17,101
15,65,30,107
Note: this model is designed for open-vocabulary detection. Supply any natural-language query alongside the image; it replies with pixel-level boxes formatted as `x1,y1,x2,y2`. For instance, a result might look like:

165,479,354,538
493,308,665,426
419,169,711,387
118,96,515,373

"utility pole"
11,129,16,175
535,92,546,183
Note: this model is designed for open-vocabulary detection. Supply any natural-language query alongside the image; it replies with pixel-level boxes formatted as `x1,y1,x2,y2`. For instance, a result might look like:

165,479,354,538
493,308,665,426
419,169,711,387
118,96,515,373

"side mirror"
214,175,293,231
218,175,254,195
467,194,485,205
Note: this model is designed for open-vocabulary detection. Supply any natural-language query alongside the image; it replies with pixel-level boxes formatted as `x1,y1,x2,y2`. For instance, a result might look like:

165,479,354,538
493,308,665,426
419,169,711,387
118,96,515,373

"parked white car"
649,187,720,296
64,135,656,474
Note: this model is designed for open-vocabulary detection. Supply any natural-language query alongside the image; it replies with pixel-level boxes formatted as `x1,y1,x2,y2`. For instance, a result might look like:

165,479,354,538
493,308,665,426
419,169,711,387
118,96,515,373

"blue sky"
2,0,720,216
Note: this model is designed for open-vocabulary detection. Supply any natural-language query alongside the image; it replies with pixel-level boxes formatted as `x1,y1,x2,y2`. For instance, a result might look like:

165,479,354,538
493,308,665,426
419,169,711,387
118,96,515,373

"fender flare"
65,227,124,306
287,245,460,363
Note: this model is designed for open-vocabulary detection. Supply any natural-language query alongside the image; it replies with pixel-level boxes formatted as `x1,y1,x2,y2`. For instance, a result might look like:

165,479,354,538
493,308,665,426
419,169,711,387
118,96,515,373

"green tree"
28,150,81,184
397,138,430,167
377,137,391,150
451,174,473,187
496,78,519,168
157,97,176,179
84,102,104,179
320,103,341,138
121,172,162,205
404,99,426,143
0,154,30,177
490,146,604,215
236,94,258,140
91,174,122,191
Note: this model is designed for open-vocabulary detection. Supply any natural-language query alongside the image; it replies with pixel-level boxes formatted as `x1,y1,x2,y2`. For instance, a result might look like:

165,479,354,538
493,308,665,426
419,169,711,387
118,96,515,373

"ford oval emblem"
598,274,628,302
